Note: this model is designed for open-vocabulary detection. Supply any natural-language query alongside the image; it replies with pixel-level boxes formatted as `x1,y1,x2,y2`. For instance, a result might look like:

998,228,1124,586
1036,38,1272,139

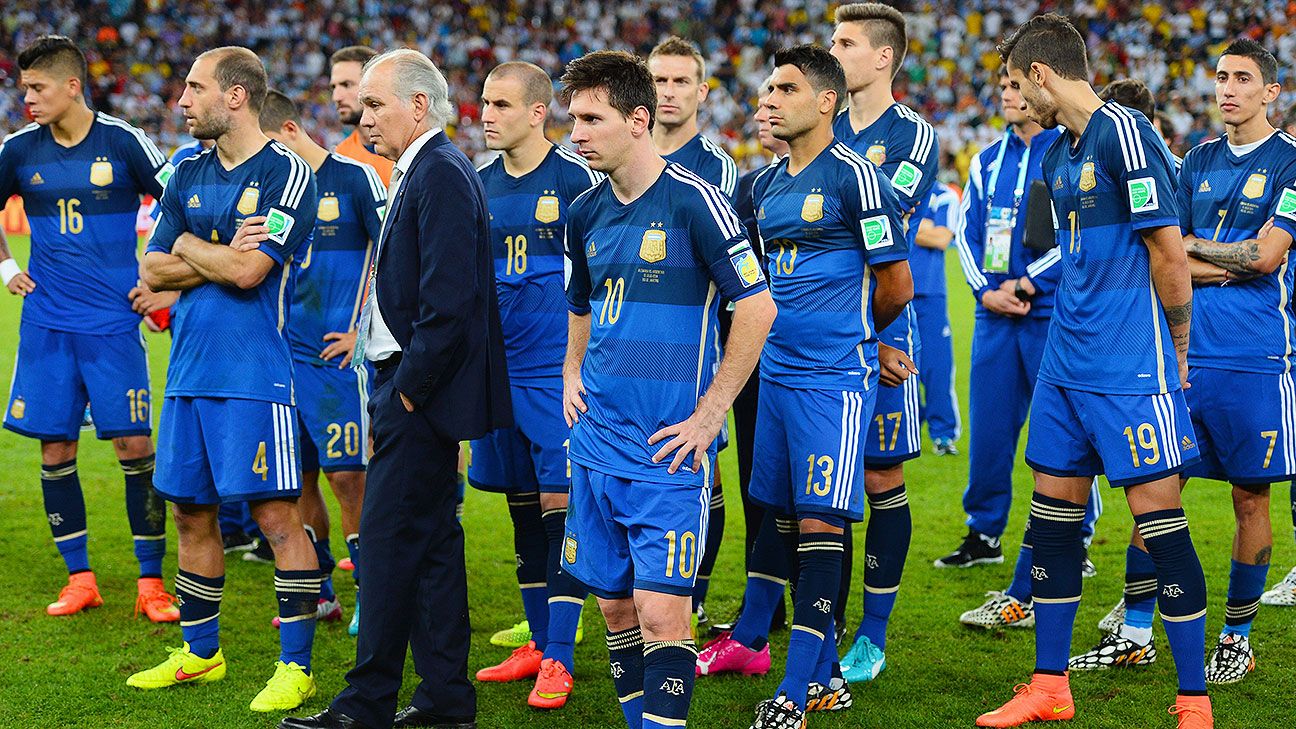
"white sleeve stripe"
665,166,741,239
1026,246,1062,278
700,136,738,197
839,144,882,209
555,145,604,187
97,113,166,167
829,146,874,212
1100,107,1134,171
332,153,385,201
1101,105,1146,171
0,122,40,156
272,145,311,208
896,105,935,164
953,169,989,290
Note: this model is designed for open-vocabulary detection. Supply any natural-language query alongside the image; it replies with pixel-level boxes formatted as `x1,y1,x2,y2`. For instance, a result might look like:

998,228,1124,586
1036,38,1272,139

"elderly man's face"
358,63,421,160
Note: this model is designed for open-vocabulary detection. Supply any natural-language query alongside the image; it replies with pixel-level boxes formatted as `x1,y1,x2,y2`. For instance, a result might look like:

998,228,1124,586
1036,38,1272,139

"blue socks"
607,627,645,728
778,530,845,711
1029,493,1086,674
176,570,223,659
508,492,549,651
1135,508,1207,693
642,640,697,728
121,456,166,578
42,460,89,574
303,525,336,602
275,568,321,671
1224,559,1269,638
542,505,585,670
345,533,360,584
693,482,725,611
1123,544,1158,638
732,511,793,651
1006,521,1034,603
857,485,911,650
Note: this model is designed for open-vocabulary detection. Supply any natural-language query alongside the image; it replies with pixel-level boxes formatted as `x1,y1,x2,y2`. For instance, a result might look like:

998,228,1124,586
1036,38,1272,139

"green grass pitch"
0,233,1291,728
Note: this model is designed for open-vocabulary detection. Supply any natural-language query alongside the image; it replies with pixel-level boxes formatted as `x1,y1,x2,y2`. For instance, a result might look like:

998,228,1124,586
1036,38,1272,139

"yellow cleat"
249,661,316,713
127,643,226,689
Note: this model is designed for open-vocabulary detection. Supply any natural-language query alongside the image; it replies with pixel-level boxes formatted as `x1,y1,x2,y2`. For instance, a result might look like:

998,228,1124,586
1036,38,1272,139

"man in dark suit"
281,48,510,729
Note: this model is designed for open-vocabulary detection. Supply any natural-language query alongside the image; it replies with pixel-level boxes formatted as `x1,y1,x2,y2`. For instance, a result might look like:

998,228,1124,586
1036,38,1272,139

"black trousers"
332,369,474,727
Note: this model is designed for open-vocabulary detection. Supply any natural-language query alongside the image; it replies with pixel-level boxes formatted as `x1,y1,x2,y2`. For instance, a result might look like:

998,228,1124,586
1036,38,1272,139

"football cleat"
750,694,806,729
1098,598,1126,634
349,592,360,636
47,571,103,616
222,531,257,553
934,530,1003,568
1204,633,1254,685
476,641,543,682
242,538,274,564
976,673,1075,727
272,597,343,628
490,619,532,648
527,657,573,709
249,661,316,712
806,677,852,712
1068,632,1156,670
840,634,885,683
695,631,771,676
338,557,355,571
1260,565,1296,606
933,438,958,456
127,643,226,689
1081,551,1097,579
960,591,1035,629
1168,694,1214,729
135,577,180,623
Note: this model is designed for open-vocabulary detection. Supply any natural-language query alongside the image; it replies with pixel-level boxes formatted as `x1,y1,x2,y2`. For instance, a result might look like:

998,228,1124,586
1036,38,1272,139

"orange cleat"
475,641,543,682
528,658,573,709
47,571,104,616
1169,695,1213,729
135,577,181,623
977,673,1075,727
338,558,355,571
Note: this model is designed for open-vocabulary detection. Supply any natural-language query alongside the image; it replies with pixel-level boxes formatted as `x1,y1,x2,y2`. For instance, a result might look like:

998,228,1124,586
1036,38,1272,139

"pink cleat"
695,631,771,677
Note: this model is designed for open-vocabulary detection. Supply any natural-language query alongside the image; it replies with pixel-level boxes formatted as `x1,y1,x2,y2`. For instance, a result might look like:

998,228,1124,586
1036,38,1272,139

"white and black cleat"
1069,632,1156,671
959,591,1035,629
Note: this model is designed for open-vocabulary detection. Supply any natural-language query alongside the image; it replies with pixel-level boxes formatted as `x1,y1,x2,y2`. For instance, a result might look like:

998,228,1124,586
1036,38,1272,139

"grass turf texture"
0,234,1292,728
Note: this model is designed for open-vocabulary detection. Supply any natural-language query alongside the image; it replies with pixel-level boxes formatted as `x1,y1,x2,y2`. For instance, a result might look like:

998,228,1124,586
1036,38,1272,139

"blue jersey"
1178,131,1296,374
479,144,601,384
663,133,738,199
1039,102,1181,394
912,182,959,298
289,153,385,366
834,102,939,355
147,141,318,404
753,142,909,390
564,162,766,483
0,112,170,334
170,140,206,165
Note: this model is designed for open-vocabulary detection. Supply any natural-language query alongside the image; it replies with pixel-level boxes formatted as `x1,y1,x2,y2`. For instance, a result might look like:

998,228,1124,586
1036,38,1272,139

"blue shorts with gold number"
295,360,371,473
469,383,569,494
155,396,302,504
4,321,151,441
1025,381,1198,488
863,374,922,467
1184,368,1296,485
563,461,710,598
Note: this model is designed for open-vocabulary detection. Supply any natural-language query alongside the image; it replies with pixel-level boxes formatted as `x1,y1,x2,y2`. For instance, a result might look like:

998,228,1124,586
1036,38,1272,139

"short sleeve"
881,115,940,212
1268,165,1296,240
1175,150,1197,234
842,155,909,266
117,126,170,198
146,172,187,254
564,197,593,315
1098,109,1179,232
259,153,318,264
353,163,387,244
687,186,767,303
0,133,21,201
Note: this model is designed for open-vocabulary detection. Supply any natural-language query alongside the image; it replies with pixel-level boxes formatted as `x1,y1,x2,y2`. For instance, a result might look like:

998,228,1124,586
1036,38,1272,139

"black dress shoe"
393,705,476,728
278,708,370,729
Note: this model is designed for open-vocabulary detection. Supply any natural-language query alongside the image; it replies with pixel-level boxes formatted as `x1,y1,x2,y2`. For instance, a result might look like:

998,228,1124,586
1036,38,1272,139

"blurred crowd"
3,0,1294,185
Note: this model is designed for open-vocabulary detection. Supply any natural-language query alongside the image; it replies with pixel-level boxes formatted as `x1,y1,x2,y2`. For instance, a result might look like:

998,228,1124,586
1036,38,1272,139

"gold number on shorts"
252,441,269,481
126,388,149,424
563,438,571,479
1122,422,1161,468
874,411,903,451
1261,430,1278,469
664,530,697,579
326,422,362,458
804,454,835,496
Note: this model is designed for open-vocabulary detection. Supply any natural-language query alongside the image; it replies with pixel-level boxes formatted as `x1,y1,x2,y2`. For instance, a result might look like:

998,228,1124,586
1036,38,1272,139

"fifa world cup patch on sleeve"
1127,177,1159,213
265,208,296,244
155,163,175,189
891,161,923,197
729,247,766,287
860,214,894,250
1277,188,1296,221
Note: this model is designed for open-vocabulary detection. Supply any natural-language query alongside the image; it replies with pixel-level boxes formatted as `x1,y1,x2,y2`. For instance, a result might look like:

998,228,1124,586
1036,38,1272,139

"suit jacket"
374,130,511,441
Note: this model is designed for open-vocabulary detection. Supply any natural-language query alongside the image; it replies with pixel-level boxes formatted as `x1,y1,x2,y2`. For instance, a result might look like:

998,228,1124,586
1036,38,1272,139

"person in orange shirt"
330,46,394,186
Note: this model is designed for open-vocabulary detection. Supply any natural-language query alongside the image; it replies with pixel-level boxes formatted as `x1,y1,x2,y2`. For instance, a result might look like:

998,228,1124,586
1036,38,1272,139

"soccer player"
647,35,739,627
977,15,1211,728
468,61,599,710
258,90,386,636
829,2,939,683
1073,39,1296,685
913,180,960,454
742,46,912,729
558,50,775,729
330,46,394,186
0,35,178,622
127,47,322,713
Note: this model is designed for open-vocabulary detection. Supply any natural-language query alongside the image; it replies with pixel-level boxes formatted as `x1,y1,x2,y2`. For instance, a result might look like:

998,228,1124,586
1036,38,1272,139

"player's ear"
697,77,709,103
1263,82,1281,106
532,101,548,127
630,105,652,137
1030,62,1047,89
819,89,837,115
877,45,893,73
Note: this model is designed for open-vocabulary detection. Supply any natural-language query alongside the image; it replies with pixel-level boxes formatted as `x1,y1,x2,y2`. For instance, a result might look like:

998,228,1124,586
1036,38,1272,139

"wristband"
0,259,21,285
1013,278,1033,302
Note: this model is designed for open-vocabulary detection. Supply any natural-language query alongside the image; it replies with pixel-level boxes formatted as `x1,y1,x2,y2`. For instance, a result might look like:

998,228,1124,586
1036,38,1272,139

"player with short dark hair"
126,47,323,714
330,45,393,185
558,49,775,729
0,34,179,623
978,15,1210,728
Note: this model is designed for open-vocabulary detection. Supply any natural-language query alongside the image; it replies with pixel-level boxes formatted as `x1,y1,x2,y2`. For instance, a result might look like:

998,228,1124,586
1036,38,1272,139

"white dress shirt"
366,127,442,362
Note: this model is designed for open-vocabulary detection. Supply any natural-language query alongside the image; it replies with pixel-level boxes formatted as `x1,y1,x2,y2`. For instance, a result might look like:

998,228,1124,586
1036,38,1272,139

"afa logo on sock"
1162,583,1184,598
610,661,625,679
660,677,685,696
814,597,833,614
1031,566,1049,580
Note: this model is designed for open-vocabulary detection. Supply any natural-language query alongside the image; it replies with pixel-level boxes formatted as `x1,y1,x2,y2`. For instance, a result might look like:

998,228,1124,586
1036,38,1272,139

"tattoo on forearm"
1163,301,1192,328
1186,238,1261,275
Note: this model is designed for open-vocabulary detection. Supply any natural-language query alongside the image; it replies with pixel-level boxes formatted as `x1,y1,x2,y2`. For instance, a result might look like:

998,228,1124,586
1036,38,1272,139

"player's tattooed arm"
1185,256,1232,285
1184,218,1293,277
1144,225,1193,388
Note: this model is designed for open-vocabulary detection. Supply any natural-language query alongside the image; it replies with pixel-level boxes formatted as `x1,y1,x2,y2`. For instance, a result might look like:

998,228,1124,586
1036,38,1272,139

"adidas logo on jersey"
1198,179,1211,193
29,172,44,185
1180,435,1195,451
187,194,201,208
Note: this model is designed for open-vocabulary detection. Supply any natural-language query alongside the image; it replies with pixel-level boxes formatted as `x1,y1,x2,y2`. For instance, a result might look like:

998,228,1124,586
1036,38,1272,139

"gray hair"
363,48,455,127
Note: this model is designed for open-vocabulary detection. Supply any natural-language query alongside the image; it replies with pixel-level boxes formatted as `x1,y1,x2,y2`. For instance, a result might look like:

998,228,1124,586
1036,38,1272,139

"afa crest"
865,144,887,166
90,157,113,187
1078,162,1096,192
1243,173,1266,200
563,535,578,564
9,397,24,420
639,228,667,264
535,194,560,223
317,196,340,222
236,186,260,216
801,193,824,223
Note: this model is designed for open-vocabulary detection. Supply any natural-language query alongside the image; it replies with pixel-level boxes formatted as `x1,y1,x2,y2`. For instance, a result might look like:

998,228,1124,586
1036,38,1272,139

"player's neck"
1057,84,1104,144
48,104,95,147
501,133,552,177
215,124,270,170
846,81,893,132
786,124,835,175
1011,120,1042,145
652,119,698,156
294,139,329,172
608,148,667,205
1226,115,1275,147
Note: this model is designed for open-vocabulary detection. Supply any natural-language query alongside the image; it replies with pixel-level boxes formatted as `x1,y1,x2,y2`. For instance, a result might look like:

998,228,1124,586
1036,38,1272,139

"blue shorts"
468,383,569,494
295,361,371,473
155,396,302,504
863,373,922,467
1025,381,1198,488
750,379,872,522
1184,368,1296,485
563,461,711,598
4,322,151,441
